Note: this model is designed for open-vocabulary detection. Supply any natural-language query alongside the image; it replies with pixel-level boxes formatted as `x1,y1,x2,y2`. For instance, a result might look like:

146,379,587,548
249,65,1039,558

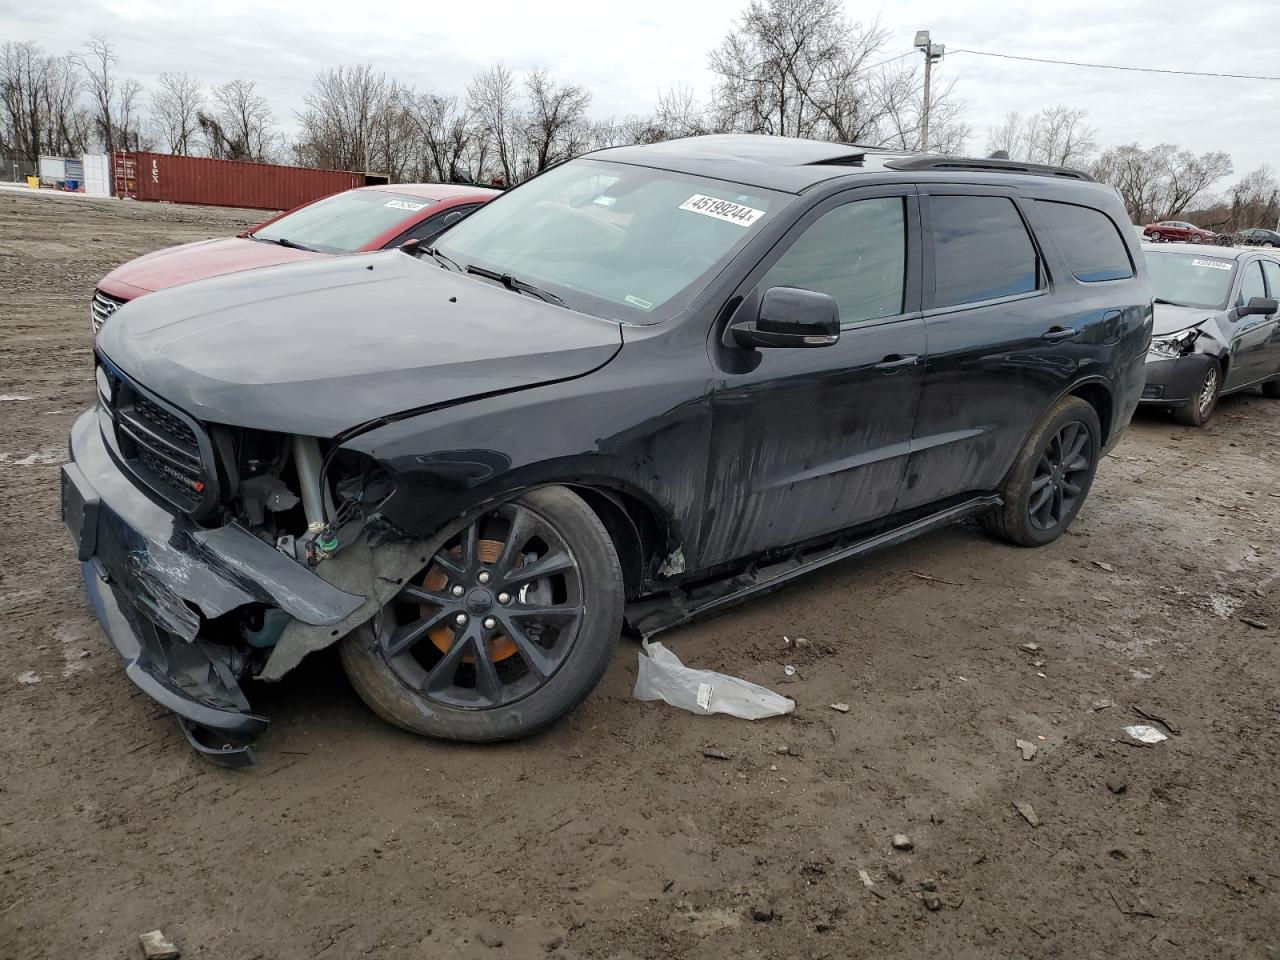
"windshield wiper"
248,233,314,251
465,264,565,307
421,244,462,272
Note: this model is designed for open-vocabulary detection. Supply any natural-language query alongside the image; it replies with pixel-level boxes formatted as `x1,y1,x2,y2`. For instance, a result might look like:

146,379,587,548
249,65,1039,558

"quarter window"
1033,200,1133,282
760,197,906,326
929,195,1039,308
1239,261,1266,307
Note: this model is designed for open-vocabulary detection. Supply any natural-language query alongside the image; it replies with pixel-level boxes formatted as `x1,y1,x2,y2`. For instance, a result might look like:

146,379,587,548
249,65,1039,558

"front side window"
1033,200,1133,282
252,190,437,253
1261,260,1280,297
760,197,906,326
930,195,1039,308
435,158,788,323
1239,261,1266,307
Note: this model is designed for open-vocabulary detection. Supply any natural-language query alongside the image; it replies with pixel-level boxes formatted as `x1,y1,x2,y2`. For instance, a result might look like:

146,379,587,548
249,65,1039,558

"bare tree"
985,105,1096,167
467,63,520,185
523,67,590,174
76,35,118,155
707,0,967,151
150,72,203,154
115,77,147,151
294,64,386,171
1093,143,1233,222
208,78,276,161
1,41,51,166
411,93,476,181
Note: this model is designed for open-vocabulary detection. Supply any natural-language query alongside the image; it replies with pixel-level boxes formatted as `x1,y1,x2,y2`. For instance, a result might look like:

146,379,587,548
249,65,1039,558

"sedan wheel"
340,486,624,741
1174,362,1221,427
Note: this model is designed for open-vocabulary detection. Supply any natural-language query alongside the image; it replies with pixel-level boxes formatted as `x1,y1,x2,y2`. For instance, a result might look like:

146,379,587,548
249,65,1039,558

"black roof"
590,134,1095,194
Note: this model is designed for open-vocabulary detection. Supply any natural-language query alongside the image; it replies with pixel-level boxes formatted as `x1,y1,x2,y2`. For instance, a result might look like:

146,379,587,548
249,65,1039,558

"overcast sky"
4,0,1278,183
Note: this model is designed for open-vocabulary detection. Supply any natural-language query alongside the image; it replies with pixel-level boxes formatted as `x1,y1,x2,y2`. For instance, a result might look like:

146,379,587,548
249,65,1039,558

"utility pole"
914,31,946,153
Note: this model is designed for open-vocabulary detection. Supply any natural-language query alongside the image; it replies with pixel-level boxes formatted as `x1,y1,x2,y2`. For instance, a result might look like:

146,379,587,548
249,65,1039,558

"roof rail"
884,155,1095,182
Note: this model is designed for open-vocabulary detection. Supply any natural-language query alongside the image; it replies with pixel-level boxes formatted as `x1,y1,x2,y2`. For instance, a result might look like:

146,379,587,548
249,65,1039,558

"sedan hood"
101,236,320,295
1152,302,1219,336
97,251,623,436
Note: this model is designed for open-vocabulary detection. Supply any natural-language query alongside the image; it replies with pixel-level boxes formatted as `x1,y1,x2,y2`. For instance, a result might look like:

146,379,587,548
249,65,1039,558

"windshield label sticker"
624,294,654,310
384,199,428,212
1191,259,1232,270
592,195,617,207
679,194,765,227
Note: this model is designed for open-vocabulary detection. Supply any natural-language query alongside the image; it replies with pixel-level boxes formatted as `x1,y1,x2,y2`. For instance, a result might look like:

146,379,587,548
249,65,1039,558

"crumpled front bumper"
62,408,365,765
1140,352,1214,405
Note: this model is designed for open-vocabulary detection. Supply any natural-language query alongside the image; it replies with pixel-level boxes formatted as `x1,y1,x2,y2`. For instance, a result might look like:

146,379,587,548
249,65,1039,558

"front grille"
97,356,216,515
91,289,127,334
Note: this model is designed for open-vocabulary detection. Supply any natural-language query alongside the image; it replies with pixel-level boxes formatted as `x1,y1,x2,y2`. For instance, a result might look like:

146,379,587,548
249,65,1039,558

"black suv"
64,135,1153,763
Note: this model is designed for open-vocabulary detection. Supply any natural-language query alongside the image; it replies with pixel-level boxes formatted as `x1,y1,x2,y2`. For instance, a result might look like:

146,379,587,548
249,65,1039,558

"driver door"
699,187,925,566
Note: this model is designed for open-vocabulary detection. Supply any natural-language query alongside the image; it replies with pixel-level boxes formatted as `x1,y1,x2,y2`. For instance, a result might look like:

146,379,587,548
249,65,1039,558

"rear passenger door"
897,189,1134,511
1260,259,1280,379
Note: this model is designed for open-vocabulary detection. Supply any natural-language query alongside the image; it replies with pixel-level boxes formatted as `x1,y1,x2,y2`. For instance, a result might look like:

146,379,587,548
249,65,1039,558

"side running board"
626,496,1001,639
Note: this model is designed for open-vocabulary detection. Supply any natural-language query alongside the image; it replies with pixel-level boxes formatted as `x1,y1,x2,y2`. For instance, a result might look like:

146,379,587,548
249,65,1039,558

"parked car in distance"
91,183,499,333
1143,220,1216,243
1140,243,1280,425
1234,227,1280,248
66,136,1153,764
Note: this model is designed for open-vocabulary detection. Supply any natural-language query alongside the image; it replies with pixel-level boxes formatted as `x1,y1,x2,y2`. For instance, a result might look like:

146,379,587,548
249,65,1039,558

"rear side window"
1034,200,1134,282
761,197,906,326
929,195,1039,308
1239,261,1266,307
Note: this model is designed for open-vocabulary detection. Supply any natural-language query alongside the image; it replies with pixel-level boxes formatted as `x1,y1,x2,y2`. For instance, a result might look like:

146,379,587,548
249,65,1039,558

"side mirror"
1240,296,1278,316
399,238,424,253
731,286,840,349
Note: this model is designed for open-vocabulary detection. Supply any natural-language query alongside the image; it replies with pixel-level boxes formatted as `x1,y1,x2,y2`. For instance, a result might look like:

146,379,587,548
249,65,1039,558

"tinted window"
400,205,476,245
1239,261,1266,307
930,195,1039,307
1034,200,1133,282
1262,260,1280,297
761,197,906,326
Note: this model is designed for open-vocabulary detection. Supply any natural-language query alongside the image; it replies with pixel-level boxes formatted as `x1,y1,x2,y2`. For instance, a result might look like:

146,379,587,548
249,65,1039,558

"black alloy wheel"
340,486,624,741
984,395,1102,547
1027,421,1093,532
380,500,584,710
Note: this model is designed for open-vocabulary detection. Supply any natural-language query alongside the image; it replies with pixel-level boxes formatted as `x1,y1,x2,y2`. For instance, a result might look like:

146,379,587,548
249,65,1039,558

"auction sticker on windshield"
679,194,765,227
385,199,428,212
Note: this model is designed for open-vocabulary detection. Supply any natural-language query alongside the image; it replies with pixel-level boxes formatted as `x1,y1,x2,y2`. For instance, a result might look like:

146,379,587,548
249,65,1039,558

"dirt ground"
1,188,1277,960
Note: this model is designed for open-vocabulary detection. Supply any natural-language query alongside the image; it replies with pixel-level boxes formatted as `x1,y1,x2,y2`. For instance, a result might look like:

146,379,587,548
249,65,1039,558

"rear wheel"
1262,378,1280,398
1173,361,1221,426
984,396,1101,547
340,486,624,742
1150,231,1164,242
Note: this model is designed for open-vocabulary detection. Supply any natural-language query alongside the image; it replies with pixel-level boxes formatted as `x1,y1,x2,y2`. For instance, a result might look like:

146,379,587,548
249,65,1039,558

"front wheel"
984,396,1102,547
340,486,624,742
1173,361,1221,427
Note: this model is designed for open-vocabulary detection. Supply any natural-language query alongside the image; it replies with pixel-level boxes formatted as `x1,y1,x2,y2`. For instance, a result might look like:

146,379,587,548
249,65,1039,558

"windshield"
252,190,435,253
434,158,789,322
1144,251,1236,309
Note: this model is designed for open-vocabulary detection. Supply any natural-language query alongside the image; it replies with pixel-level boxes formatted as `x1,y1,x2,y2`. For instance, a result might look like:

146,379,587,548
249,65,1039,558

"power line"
948,47,1280,82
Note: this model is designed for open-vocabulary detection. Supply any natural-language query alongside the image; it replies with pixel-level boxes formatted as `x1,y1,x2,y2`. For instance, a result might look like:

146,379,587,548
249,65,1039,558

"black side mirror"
731,286,840,349
1240,296,1278,316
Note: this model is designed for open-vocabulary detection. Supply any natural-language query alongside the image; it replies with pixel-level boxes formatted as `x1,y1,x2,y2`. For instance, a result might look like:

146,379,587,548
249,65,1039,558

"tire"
1150,232,1164,242
983,395,1102,547
1262,378,1280,399
340,486,624,742
1262,241,1277,248
1173,360,1221,426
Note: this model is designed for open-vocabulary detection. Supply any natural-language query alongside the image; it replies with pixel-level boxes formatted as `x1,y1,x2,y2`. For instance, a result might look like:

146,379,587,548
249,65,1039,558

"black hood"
97,251,623,436
1152,302,1219,336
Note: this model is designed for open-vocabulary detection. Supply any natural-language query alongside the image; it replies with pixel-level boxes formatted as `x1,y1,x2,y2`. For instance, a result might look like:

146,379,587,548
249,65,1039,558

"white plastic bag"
634,640,795,719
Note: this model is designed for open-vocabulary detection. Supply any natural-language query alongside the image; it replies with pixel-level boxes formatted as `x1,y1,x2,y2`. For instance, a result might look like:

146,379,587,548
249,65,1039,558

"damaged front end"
63,357,428,766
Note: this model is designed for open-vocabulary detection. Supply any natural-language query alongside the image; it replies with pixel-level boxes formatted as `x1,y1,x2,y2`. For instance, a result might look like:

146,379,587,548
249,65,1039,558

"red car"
1142,220,1215,243
92,183,499,332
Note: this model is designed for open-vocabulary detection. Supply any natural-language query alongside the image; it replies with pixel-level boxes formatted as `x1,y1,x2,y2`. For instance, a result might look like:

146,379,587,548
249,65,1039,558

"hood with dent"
97,251,623,436
1152,302,1221,336
101,236,320,294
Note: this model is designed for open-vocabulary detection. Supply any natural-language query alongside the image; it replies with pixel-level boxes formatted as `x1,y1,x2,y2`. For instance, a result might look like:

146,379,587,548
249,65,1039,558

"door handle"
1041,326,1078,343
875,354,920,371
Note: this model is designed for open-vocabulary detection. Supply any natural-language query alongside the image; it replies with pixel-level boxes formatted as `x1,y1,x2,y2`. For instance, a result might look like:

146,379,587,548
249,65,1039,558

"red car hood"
98,236,322,299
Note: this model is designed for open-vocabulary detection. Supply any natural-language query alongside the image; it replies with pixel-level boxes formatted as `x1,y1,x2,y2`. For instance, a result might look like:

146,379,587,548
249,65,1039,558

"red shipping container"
116,152,387,212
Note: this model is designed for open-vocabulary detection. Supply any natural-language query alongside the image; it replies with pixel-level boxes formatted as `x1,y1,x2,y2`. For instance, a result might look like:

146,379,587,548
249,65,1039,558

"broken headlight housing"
1148,326,1203,359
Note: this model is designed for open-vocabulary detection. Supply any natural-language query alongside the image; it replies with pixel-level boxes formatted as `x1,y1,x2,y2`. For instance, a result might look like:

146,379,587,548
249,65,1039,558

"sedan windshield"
1144,251,1236,309
434,158,789,322
251,190,435,253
